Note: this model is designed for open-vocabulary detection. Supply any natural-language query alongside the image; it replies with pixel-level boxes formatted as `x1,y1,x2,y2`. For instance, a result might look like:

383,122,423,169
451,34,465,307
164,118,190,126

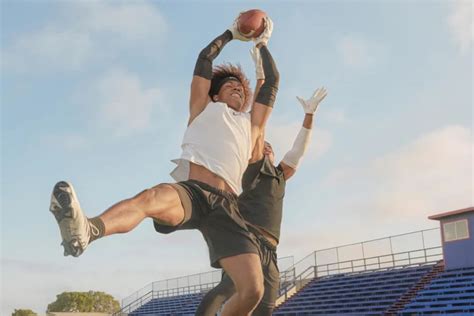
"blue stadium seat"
400,266,474,315
129,292,205,316
124,265,474,315
274,264,435,315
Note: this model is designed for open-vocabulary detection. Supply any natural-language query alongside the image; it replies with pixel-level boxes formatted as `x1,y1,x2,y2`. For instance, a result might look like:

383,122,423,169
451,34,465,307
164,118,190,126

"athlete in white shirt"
49,14,278,316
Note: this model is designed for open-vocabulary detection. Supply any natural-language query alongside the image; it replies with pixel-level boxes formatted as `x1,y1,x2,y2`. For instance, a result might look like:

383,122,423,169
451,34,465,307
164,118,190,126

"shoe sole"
50,181,82,257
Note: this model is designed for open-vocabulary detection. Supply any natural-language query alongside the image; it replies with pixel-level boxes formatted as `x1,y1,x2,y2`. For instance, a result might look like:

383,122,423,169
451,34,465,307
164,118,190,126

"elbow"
198,42,220,62
255,84,278,107
197,49,210,62
196,51,209,64
255,70,279,107
193,54,213,79
265,69,280,90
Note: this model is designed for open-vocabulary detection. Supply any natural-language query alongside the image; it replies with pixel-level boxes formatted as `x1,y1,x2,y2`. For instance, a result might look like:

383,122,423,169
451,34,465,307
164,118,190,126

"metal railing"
118,281,220,314
278,246,443,299
118,256,294,314
283,227,441,281
119,269,222,314
116,227,442,315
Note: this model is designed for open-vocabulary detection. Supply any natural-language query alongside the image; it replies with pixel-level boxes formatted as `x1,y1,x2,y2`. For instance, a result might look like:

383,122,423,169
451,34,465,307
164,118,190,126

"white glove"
253,17,273,46
228,13,252,42
250,46,264,80
296,87,328,114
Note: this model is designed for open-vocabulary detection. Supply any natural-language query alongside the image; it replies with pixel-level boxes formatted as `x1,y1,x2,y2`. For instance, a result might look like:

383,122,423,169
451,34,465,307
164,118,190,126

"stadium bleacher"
115,217,474,316
122,263,458,315
273,264,435,315
401,266,474,314
129,292,205,316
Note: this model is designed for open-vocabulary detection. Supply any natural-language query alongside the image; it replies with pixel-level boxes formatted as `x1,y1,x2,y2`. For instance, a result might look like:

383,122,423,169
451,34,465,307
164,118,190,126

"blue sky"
1,0,472,314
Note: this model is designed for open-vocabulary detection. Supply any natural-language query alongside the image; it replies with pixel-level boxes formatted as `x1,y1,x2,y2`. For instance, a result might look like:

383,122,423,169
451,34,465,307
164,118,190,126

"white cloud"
371,125,473,218
77,1,166,41
2,1,166,72
3,29,93,72
321,108,349,125
324,125,473,221
322,165,358,187
337,36,378,68
447,0,473,55
95,69,162,136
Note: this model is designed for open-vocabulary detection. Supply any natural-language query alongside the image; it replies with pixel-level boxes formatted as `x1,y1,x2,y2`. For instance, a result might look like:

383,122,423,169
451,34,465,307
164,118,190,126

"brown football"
237,9,267,38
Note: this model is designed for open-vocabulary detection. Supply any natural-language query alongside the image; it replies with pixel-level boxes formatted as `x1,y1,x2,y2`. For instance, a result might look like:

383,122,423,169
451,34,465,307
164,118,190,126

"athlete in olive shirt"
196,86,328,315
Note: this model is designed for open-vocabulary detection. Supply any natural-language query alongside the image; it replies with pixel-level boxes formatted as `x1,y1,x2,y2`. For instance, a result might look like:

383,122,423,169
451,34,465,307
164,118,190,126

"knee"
131,184,181,223
238,280,264,306
132,184,171,206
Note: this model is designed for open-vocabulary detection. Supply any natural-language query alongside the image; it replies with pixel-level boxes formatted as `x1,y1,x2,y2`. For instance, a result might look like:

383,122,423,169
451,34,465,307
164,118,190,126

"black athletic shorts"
252,232,280,312
195,231,280,315
153,179,259,268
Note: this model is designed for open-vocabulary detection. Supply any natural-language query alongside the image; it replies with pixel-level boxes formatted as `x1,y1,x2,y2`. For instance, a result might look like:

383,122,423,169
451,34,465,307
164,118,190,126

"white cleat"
50,181,90,257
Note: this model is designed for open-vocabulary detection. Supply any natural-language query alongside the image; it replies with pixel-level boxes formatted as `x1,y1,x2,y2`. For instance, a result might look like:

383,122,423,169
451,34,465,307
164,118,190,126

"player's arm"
189,30,232,124
279,88,328,180
248,46,266,162
250,46,265,101
189,16,250,125
250,18,278,161
249,77,265,163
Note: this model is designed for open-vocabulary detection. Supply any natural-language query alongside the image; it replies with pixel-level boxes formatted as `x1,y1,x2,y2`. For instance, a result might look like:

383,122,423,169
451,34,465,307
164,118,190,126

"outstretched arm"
189,16,250,125
279,87,328,180
189,30,232,124
250,46,265,101
250,18,279,161
249,46,265,162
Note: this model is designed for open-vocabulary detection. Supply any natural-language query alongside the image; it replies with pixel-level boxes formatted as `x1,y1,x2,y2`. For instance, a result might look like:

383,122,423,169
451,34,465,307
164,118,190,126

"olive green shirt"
238,156,286,242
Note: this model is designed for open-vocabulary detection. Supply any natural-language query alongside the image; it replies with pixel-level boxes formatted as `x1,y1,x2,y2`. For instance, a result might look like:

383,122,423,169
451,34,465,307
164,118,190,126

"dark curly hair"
209,63,252,111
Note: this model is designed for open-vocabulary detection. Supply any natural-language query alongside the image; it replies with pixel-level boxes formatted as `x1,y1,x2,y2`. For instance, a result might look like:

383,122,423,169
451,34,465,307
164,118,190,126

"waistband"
247,225,277,252
186,179,238,200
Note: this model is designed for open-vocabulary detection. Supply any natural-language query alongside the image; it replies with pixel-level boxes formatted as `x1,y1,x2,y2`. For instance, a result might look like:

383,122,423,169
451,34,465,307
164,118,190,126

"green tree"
47,291,120,313
12,309,37,316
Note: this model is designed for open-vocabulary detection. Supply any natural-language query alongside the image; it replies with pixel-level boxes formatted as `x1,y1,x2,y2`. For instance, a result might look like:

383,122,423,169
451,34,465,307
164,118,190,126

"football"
237,9,267,38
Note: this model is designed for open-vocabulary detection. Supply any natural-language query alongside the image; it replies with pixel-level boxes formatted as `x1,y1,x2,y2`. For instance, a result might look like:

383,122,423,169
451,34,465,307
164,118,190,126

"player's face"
217,80,245,111
263,142,275,164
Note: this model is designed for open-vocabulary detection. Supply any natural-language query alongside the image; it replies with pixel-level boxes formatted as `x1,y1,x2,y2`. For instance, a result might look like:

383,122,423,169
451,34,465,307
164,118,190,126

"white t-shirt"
171,102,252,194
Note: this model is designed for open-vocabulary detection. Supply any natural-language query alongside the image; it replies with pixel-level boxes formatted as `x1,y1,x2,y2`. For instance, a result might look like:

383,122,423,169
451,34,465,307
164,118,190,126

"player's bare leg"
99,183,184,235
50,181,184,256
219,253,264,316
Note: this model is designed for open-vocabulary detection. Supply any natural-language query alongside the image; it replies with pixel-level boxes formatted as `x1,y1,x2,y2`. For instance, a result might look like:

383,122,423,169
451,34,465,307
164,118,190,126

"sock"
88,217,105,243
